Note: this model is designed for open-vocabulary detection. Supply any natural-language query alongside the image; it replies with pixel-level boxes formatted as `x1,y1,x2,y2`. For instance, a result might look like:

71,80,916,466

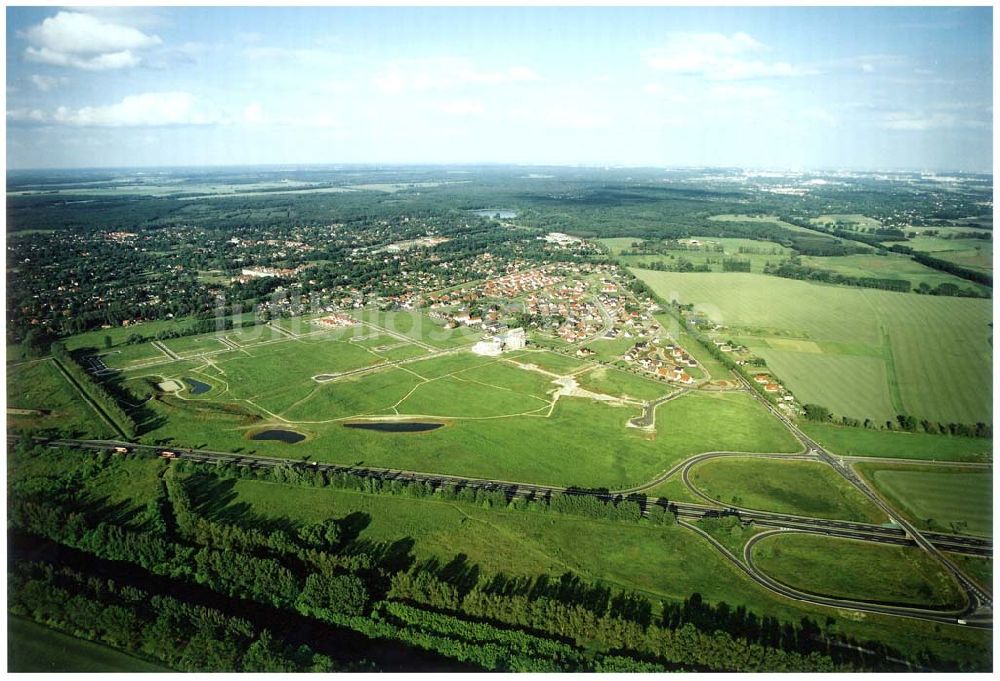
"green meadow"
751,534,965,609
633,270,992,424
688,457,886,523
801,423,992,463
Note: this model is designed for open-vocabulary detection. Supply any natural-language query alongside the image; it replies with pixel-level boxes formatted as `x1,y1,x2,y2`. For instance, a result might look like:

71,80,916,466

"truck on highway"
111,446,130,454
159,450,178,459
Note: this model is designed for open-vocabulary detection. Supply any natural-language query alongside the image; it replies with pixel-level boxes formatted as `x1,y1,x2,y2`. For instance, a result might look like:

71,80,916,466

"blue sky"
5,6,993,171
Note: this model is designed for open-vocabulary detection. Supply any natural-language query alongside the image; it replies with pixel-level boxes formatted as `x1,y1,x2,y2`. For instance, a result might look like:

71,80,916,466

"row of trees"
763,258,913,293
803,405,991,438
50,343,137,438
185,456,676,526
9,560,342,672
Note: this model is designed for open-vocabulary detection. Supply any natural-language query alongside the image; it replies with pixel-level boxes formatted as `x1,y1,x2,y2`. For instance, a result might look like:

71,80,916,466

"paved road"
627,387,690,428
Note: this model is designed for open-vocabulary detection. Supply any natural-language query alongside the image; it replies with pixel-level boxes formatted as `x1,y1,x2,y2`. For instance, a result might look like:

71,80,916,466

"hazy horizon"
6,6,993,172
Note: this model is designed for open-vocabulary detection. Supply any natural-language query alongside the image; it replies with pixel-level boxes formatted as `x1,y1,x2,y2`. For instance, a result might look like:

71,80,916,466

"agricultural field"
600,236,792,273
801,423,992,463
854,462,992,537
8,617,170,673
687,457,886,523
751,534,965,609
632,270,992,424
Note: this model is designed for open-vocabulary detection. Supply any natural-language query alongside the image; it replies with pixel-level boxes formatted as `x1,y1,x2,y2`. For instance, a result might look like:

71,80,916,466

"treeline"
889,245,993,288
802,404,991,438
763,258,912,293
9,561,341,672
186,456,676,526
50,343,137,438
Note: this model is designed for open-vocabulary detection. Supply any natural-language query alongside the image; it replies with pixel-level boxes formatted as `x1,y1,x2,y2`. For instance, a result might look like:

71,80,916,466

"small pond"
469,208,517,219
344,422,443,433
183,377,211,395
251,429,306,443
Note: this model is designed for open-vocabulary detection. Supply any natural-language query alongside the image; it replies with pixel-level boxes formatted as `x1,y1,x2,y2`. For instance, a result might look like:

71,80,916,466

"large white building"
472,327,526,355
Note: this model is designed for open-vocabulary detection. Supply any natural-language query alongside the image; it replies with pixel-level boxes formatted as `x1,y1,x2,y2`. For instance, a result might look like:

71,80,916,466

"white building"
500,327,526,350
471,327,526,356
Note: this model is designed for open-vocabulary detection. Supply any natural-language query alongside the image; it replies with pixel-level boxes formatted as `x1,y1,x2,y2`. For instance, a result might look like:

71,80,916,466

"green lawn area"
8,617,170,673
752,534,966,609
633,270,992,424
855,463,992,537
688,457,886,523
7,359,115,438
225,325,286,346
801,423,991,463
574,365,673,401
656,392,800,458
515,349,590,375
351,309,480,349
137,385,798,490
158,333,234,357
99,342,173,369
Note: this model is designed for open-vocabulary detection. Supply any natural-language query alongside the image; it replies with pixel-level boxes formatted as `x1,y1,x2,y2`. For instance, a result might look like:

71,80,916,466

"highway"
730,372,993,623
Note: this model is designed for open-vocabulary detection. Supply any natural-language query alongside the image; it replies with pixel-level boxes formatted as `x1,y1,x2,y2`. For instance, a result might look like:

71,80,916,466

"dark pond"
469,208,517,219
184,377,211,395
251,429,306,443
344,422,443,433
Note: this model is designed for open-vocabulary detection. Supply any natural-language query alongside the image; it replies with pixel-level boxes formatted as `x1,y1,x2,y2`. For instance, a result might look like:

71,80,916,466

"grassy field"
752,534,966,609
179,470,989,664
8,617,170,673
801,423,992,463
574,365,674,401
946,552,992,593
632,270,992,424
904,235,992,274
855,462,992,537
688,457,886,523
131,362,798,489
7,359,115,438
799,253,987,294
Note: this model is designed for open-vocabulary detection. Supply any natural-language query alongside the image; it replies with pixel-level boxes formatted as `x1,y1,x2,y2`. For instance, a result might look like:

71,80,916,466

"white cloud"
7,108,48,123
801,106,838,127
438,99,485,116
880,111,987,131
645,32,812,81
52,92,223,127
708,84,776,100
374,57,540,93
243,103,265,124
22,11,161,70
30,74,67,92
